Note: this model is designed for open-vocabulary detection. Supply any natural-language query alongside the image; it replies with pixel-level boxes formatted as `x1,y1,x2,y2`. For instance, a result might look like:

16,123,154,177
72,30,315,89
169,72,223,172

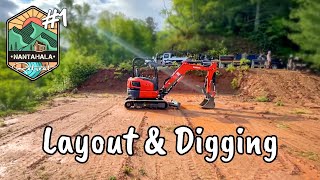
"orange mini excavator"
125,58,218,109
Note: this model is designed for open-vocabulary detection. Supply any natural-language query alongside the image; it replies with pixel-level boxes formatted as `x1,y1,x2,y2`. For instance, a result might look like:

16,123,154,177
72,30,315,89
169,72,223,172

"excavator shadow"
179,107,303,123
126,106,302,125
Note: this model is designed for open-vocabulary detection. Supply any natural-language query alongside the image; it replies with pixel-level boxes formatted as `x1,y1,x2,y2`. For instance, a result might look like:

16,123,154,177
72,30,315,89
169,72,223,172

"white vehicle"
156,52,188,65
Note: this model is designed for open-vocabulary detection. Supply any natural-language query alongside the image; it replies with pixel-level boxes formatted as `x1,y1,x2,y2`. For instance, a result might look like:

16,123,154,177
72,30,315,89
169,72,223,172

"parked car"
158,52,188,65
251,55,266,68
287,56,307,70
270,58,286,69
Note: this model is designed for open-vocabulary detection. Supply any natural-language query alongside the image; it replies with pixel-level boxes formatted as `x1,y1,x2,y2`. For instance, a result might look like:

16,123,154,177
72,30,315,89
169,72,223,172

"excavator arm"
159,61,218,109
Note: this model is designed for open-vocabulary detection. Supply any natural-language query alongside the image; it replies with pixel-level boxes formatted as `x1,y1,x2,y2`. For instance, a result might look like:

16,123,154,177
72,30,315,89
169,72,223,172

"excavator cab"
132,58,158,88
127,58,160,100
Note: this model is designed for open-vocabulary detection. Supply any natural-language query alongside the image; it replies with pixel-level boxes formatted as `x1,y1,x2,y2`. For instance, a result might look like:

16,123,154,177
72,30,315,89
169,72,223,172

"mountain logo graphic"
6,6,60,81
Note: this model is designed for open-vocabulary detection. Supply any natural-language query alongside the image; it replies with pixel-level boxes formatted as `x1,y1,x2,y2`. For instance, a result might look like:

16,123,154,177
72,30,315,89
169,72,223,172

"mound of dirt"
78,69,130,93
239,69,320,106
79,68,320,107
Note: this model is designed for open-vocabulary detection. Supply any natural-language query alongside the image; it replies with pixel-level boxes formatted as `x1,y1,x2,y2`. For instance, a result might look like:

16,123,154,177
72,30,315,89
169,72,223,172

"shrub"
226,64,236,73
171,61,180,69
62,51,103,87
239,58,250,72
117,61,132,71
207,41,228,57
240,58,250,66
108,64,115,69
68,60,102,87
215,70,221,76
240,65,250,72
231,78,239,89
123,166,133,175
0,80,37,112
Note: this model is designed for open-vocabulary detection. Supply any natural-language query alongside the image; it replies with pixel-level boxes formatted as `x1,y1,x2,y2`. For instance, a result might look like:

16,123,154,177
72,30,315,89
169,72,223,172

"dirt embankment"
79,68,320,106
239,69,320,106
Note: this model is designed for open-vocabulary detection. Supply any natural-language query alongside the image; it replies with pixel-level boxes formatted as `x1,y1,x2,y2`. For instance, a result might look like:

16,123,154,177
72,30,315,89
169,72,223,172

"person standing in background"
266,51,272,69
242,52,248,59
257,52,265,68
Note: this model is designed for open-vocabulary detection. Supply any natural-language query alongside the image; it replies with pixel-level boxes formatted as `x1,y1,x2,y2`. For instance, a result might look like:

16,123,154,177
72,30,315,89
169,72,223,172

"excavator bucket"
199,86,215,109
200,98,207,106
200,97,215,109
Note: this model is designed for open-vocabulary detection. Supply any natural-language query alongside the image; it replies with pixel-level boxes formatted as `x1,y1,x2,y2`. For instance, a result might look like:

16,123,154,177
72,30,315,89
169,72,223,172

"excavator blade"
169,100,181,108
201,97,215,109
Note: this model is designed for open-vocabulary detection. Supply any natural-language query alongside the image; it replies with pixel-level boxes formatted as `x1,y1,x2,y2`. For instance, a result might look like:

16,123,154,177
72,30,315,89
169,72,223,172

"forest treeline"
0,0,319,114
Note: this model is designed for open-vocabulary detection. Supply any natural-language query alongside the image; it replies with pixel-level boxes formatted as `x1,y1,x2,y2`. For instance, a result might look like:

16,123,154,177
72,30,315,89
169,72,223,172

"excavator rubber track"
124,99,180,109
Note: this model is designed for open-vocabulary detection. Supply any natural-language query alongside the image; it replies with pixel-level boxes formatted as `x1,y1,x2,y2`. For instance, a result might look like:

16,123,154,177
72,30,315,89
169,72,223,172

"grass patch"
139,168,147,176
164,126,174,132
36,166,50,180
297,151,319,161
109,176,117,180
276,122,289,129
0,119,6,127
275,100,284,106
123,166,133,175
292,109,308,115
255,96,270,102
0,107,36,118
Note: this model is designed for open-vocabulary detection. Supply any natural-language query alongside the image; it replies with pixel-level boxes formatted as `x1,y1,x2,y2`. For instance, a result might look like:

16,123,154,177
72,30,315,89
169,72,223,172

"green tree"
97,11,155,64
289,0,320,69
160,0,296,55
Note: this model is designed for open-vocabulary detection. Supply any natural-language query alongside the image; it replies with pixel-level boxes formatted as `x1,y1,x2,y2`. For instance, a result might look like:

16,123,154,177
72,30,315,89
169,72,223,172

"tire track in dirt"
38,104,146,180
123,109,212,180
0,111,79,146
179,103,297,179
202,103,319,179
26,105,116,169
245,117,320,178
0,97,123,179
117,113,148,180
209,108,303,179
0,100,81,140
179,109,226,180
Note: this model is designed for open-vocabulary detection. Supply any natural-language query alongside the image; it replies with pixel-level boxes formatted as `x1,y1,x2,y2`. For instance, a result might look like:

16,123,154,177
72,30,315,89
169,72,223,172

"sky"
0,0,172,29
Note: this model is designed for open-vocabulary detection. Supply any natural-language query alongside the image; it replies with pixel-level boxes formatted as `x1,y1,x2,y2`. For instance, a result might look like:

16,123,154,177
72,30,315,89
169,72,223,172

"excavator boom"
159,61,217,108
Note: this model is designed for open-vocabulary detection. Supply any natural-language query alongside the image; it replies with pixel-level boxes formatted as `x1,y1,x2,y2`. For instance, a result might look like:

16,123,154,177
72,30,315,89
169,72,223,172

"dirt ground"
0,69,320,180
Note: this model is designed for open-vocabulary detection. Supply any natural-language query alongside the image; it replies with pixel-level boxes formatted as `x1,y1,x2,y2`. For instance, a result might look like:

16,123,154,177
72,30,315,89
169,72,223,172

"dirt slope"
239,69,320,106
